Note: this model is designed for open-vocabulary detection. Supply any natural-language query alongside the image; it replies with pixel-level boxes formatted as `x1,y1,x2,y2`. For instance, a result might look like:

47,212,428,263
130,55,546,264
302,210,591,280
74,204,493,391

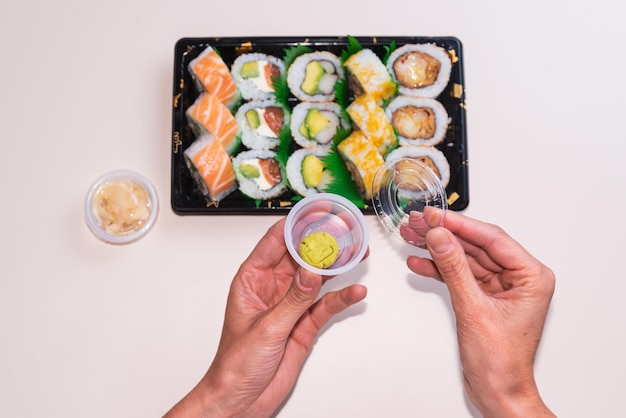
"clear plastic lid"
84,170,159,245
371,158,447,246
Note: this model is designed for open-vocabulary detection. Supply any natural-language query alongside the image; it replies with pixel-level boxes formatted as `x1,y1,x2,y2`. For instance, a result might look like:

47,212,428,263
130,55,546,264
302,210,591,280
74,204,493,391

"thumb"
426,227,481,308
270,268,322,329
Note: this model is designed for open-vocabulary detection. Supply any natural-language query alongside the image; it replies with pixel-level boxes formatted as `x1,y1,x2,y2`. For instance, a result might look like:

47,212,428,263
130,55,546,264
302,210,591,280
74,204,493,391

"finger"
243,217,289,270
266,268,324,332
425,227,483,309
291,284,368,348
425,208,535,271
406,255,443,282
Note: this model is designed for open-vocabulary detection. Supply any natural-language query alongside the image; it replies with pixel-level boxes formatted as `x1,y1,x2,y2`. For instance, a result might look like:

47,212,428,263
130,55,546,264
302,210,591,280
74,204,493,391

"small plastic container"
371,158,447,246
284,193,369,275
84,170,159,245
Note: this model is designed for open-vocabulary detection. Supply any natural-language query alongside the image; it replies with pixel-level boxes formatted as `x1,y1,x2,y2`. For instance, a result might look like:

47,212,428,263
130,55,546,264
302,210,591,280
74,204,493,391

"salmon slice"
186,93,240,155
184,135,237,201
188,46,241,109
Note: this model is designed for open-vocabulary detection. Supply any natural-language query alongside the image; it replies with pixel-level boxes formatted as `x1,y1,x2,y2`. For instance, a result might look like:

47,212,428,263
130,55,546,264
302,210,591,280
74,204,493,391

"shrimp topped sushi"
386,43,452,98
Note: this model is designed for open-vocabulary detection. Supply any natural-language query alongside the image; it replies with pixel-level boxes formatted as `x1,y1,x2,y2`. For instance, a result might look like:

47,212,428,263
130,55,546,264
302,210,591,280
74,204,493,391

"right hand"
406,208,556,417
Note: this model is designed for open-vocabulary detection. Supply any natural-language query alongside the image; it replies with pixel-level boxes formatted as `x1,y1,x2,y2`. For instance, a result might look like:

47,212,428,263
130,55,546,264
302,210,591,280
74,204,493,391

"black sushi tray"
171,36,469,215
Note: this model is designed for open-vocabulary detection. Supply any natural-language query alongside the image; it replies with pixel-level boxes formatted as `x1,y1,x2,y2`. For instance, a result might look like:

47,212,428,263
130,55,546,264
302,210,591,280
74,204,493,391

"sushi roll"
346,95,397,157
232,149,287,200
231,53,285,101
291,102,349,148
286,147,332,197
187,45,241,109
385,146,451,188
343,48,396,105
386,43,452,98
385,95,449,147
186,93,241,155
184,134,237,201
235,99,290,150
287,51,344,102
337,130,385,200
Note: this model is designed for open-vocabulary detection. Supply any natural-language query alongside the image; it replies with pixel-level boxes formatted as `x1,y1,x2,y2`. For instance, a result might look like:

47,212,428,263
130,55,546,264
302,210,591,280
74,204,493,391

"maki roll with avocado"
235,99,291,150
231,53,285,101
386,43,452,99
385,95,449,147
286,148,333,197
232,150,287,200
287,51,344,102
291,102,350,148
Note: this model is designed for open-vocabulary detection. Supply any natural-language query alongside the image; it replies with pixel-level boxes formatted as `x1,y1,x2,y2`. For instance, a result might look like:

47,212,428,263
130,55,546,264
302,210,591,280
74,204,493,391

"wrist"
472,375,554,418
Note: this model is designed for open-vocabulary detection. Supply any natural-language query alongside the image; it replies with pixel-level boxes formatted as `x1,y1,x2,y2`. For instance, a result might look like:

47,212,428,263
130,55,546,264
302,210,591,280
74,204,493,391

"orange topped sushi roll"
183,135,237,202
186,93,241,155
188,46,241,109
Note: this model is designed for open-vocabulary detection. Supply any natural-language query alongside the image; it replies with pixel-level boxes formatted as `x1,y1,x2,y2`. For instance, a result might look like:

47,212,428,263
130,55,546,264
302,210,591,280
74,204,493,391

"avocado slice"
245,109,261,129
241,61,259,79
303,108,329,139
239,163,260,179
300,60,325,95
302,154,324,188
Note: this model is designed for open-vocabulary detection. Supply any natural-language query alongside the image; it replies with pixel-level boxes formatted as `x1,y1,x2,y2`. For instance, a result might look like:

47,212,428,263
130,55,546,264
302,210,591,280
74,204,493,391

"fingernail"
427,228,454,255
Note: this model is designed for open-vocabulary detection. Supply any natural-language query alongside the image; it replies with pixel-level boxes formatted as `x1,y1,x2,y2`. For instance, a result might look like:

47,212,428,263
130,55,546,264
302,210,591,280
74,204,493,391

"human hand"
164,217,367,418
406,208,556,417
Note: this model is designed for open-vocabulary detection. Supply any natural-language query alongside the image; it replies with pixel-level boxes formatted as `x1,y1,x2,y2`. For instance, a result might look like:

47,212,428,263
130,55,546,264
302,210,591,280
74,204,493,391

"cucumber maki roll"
291,102,350,148
287,51,344,102
235,100,290,150
386,43,452,99
385,95,449,147
232,150,287,200
231,53,285,101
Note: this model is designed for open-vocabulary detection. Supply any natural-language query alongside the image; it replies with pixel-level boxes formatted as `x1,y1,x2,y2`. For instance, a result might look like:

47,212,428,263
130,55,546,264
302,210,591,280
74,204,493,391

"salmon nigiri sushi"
188,45,241,109
186,93,241,156
184,134,237,202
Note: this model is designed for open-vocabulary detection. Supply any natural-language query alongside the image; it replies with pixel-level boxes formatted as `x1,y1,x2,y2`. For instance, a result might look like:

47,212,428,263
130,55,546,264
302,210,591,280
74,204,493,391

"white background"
1,1,625,417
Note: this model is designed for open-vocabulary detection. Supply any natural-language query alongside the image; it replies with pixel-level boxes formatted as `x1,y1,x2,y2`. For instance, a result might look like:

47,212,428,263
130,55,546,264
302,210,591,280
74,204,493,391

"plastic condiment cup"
284,193,369,276
84,170,159,245
371,158,448,246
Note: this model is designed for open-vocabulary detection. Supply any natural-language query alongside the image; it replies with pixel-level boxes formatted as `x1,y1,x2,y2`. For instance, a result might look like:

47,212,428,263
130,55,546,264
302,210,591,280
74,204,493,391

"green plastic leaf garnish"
275,125,292,170
382,40,396,64
272,75,290,109
340,35,363,63
320,150,365,209
283,44,314,68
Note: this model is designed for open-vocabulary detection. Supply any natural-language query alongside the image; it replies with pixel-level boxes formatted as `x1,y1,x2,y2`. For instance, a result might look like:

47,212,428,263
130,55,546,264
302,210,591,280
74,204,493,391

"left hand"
164,217,368,418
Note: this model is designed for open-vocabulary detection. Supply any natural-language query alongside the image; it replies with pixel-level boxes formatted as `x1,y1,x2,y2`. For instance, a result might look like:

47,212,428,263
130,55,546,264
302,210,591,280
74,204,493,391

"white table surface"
1,1,625,417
